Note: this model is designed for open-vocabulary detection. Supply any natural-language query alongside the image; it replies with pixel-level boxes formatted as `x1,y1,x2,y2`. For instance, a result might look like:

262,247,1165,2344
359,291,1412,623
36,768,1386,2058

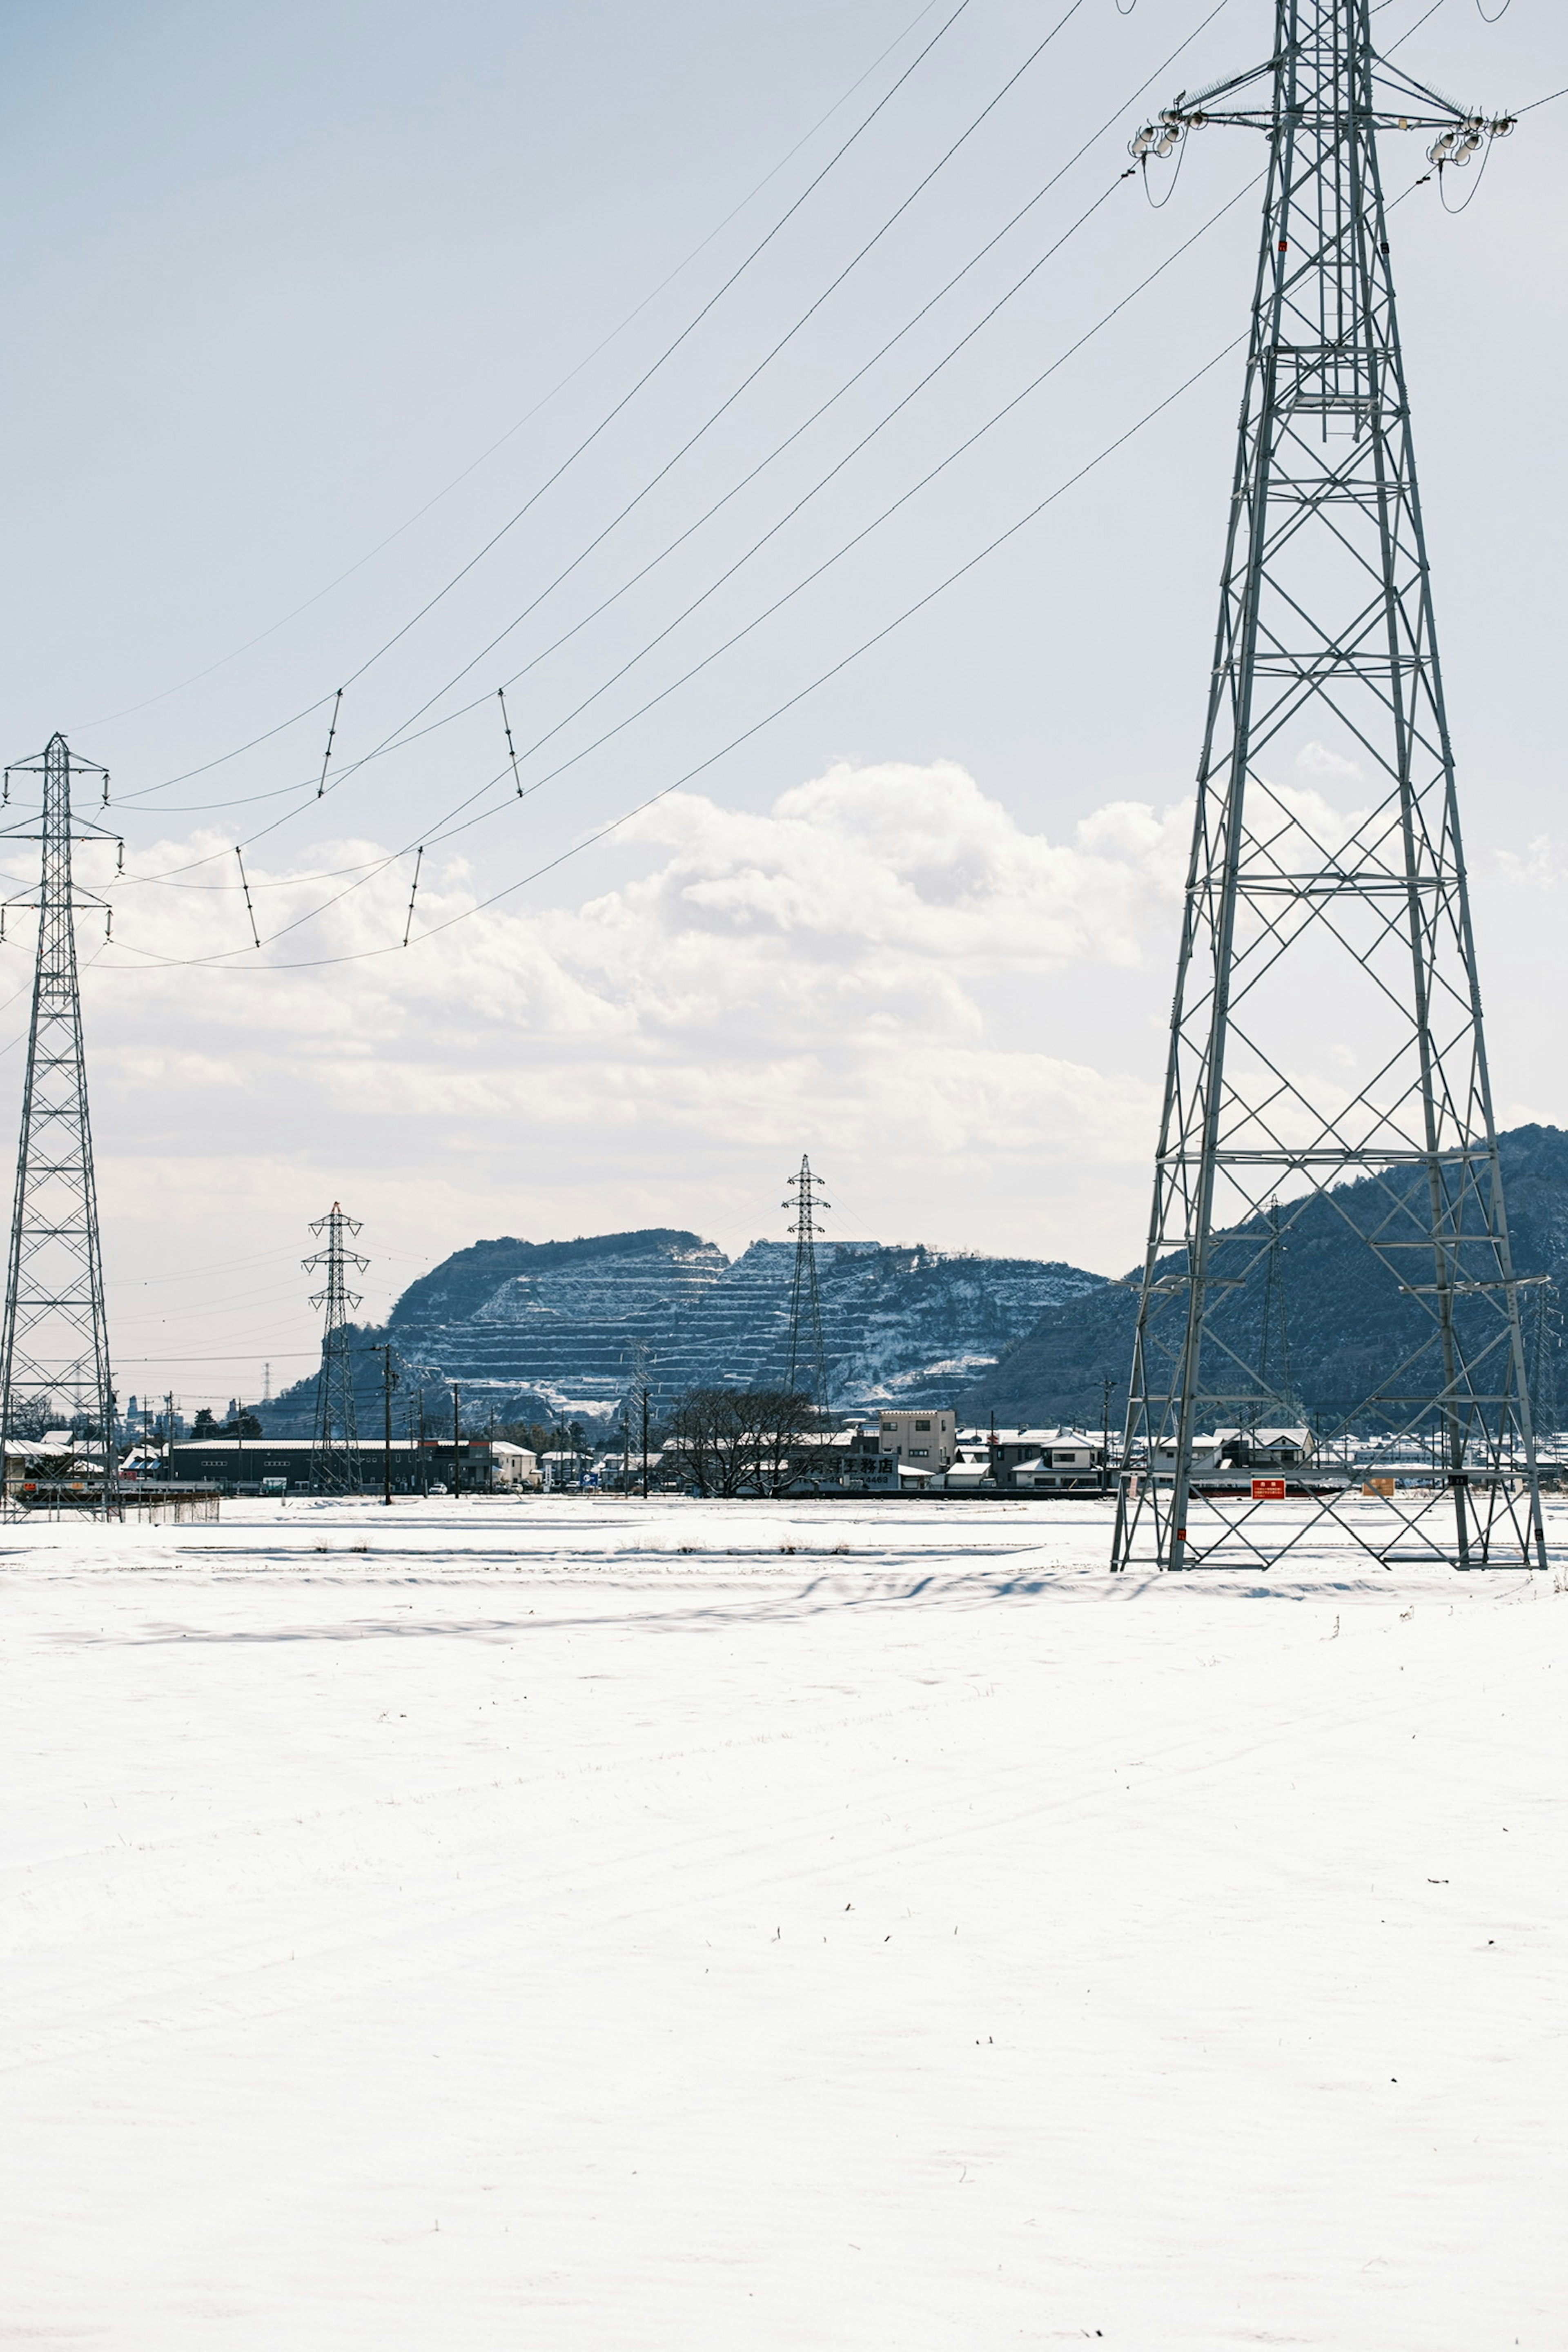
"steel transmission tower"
784,1156,830,1407
0,734,119,1507
305,1203,368,1493
1113,5,1541,1572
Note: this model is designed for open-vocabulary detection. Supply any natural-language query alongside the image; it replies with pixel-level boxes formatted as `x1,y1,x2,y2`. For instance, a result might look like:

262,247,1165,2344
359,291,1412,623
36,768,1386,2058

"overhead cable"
118,0,1237,855
71,0,959,734
358,175,1268,887
119,159,1256,944
102,327,1249,974
315,0,1238,804
111,0,982,804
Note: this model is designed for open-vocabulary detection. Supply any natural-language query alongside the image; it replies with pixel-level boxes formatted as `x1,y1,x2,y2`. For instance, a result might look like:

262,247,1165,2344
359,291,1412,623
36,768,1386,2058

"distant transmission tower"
305,1203,368,1493
784,1156,829,1408
1255,1200,1296,1425
0,734,119,1509
1114,6,1542,1572
1527,1282,1560,1449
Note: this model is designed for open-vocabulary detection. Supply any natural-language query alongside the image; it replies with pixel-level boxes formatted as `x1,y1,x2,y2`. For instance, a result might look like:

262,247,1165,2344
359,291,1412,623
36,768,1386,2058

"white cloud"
56,749,1547,1407
100,758,1191,1127
1495,834,1559,890
13,757,1205,1395
1294,739,1365,781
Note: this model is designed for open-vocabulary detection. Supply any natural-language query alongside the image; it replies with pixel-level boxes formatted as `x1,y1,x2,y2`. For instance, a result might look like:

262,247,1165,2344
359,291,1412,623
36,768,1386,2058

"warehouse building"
164,1437,539,1494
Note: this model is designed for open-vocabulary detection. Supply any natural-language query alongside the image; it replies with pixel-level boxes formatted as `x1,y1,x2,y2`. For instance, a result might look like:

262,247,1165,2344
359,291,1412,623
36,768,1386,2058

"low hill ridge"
959,1123,1568,1428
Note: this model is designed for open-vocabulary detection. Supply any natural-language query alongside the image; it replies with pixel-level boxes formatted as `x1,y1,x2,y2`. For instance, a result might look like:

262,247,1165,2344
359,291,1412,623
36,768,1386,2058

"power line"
127,158,1138,909
109,0,981,806
100,319,1248,975
104,158,1260,964
114,1350,321,1364
450,175,1158,795
86,41,1487,979
252,169,1263,954
126,85,1486,964
327,0,1003,702
112,133,1256,943
69,0,960,735
302,0,1239,816
105,0,1238,884
1381,0,1447,51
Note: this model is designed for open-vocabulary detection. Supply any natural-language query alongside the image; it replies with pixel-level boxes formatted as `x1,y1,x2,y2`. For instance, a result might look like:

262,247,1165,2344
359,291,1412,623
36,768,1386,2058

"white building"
875,1410,957,1470
947,1428,1107,1489
1007,1438,1102,1490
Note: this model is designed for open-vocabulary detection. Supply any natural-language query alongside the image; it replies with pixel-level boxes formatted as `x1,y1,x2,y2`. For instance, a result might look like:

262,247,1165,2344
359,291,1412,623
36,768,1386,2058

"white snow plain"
4,1493,1566,2349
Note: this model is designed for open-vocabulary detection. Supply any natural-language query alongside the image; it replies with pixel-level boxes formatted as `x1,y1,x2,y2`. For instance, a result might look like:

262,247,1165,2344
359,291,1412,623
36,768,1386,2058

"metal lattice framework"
0,734,118,1507
305,1202,367,1494
1113,3,1542,1572
784,1155,830,1408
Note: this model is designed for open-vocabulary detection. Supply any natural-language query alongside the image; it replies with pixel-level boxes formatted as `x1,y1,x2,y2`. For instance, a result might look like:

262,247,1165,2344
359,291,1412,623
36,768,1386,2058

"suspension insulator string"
498,687,523,794
402,846,424,947
235,845,261,949
316,688,344,798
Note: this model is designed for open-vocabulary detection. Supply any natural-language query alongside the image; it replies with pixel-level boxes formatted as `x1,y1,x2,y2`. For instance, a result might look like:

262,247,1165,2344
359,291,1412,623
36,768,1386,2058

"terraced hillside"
263,1228,1106,1430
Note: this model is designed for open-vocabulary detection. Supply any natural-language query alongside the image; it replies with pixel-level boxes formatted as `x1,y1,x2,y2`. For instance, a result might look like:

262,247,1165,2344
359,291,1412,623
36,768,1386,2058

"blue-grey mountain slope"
960,1124,1568,1432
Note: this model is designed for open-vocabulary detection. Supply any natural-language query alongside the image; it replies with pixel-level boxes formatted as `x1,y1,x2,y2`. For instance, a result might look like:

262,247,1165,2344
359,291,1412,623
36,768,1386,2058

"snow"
4,1494,1566,2348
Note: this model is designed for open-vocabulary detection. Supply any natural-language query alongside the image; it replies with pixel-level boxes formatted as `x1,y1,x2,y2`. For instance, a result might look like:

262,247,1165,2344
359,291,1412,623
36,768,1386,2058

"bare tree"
667,1386,824,1496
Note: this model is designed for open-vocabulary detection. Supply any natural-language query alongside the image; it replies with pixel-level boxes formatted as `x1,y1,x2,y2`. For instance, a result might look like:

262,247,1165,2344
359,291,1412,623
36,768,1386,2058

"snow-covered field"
4,1494,1565,2348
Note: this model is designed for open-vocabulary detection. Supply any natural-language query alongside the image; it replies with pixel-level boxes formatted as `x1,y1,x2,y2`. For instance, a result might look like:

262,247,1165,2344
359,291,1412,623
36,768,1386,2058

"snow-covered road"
3,1495,1564,2347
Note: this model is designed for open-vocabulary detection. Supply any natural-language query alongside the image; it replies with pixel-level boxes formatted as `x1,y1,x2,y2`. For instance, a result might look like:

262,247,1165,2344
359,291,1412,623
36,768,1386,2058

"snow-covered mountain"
275,1228,1106,1425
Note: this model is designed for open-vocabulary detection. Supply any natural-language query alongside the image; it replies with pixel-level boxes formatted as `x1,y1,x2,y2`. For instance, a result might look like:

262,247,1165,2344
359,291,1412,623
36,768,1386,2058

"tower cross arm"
1136,53,1512,153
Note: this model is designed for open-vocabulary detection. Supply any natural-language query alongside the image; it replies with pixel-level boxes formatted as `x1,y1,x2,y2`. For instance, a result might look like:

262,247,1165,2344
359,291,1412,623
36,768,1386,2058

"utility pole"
1114,6,1540,1573
784,1155,830,1410
624,1339,653,1499
0,735,119,1517
303,1204,368,1495
164,1391,175,1483
451,1382,461,1497
362,1343,397,1504
235,1396,243,1497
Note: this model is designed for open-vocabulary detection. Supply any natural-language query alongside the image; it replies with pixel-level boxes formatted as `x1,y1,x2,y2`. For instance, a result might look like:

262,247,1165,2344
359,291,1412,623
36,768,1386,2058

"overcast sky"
0,0,1561,1409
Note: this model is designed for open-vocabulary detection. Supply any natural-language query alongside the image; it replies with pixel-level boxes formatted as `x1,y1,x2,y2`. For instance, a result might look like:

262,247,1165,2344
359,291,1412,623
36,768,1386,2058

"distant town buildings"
160,1437,539,1494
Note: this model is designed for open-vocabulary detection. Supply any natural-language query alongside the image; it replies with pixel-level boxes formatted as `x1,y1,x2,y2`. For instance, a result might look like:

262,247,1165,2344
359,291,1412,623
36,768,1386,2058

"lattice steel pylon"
0,734,119,1510
1112,4,1543,1572
784,1156,830,1408
305,1203,368,1493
